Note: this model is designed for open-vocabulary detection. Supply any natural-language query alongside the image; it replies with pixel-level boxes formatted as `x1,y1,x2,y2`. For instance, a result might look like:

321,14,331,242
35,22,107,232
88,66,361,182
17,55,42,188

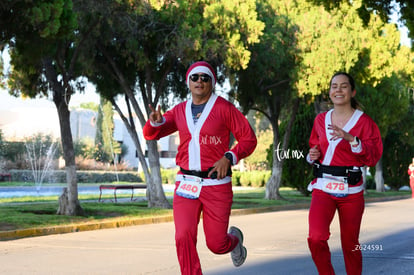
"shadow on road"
206,227,414,275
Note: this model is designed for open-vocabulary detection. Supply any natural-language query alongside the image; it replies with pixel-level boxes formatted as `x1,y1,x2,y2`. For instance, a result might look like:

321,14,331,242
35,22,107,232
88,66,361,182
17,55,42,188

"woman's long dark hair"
330,72,362,110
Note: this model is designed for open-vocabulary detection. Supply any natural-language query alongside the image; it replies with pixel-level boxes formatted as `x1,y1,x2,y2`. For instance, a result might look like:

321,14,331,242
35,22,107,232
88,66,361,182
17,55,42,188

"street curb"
0,195,410,241
0,214,176,241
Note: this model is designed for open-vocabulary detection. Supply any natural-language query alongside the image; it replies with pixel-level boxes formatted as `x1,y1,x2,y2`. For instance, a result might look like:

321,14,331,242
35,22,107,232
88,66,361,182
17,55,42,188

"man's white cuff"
150,117,166,127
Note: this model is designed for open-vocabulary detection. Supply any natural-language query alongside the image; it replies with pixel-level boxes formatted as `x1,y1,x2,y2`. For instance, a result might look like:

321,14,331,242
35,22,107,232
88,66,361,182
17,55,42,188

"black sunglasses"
190,74,211,83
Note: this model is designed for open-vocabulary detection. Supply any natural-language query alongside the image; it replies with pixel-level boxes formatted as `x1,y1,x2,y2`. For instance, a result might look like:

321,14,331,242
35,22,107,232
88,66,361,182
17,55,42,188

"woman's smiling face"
329,74,356,106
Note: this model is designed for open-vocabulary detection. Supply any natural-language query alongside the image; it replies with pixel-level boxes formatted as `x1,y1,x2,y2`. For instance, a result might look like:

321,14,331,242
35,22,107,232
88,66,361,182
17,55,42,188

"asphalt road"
0,198,413,274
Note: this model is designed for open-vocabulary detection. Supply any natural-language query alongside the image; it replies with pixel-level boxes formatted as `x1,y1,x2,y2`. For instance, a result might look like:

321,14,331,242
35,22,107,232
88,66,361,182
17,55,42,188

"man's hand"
148,104,163,123
208,156,231,179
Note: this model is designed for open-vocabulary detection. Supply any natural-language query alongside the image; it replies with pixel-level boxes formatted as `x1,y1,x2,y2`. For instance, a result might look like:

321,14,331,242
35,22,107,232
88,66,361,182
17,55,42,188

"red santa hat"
186,61,217,88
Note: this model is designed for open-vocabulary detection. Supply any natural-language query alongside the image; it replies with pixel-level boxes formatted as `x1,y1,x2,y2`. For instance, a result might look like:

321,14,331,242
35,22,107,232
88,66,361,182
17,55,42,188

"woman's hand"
309,145,320,161
328,124,354,142
148,104,163,123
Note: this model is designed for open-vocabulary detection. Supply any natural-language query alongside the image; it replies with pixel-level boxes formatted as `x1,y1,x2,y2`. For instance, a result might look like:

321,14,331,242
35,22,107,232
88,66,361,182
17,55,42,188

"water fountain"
24,135,58,192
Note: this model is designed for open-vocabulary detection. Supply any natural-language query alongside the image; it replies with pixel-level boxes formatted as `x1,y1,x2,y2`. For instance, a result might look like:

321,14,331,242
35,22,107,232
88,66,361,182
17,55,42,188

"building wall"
70,109,97,141
113,117,177,170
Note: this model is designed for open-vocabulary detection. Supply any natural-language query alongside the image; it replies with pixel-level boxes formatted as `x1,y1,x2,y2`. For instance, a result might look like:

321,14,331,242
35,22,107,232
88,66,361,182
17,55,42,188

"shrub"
232,171,242,186
365,176,376,190
161,168,179,184
239,172,252,187
9,170,142,183
235,170,270,187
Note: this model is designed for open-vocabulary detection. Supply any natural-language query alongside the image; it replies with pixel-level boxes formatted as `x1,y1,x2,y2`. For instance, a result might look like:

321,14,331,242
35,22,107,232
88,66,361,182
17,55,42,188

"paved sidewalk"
0,197,413,274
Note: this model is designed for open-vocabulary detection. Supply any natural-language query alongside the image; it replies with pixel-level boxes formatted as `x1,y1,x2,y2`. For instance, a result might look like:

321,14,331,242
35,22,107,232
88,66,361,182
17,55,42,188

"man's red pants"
173,182,239,275
308,189,365,275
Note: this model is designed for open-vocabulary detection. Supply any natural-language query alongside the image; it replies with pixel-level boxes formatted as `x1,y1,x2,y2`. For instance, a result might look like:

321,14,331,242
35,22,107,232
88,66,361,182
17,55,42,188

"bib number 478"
325,182,345,191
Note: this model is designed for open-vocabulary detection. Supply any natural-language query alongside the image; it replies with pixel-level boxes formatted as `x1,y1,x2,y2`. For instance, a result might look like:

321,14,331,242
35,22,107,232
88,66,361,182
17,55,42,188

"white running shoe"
229,226,247,267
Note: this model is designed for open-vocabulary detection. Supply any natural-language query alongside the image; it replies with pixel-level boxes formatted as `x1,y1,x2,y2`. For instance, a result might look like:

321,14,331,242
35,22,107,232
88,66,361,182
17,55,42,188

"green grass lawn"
0,184,411,233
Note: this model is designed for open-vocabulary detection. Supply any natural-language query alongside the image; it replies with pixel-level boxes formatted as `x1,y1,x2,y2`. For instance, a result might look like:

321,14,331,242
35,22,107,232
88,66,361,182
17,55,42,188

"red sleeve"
227,104,257,162
308,113,326,161
143,107,179,140
353,114,383,167
309,114,321,148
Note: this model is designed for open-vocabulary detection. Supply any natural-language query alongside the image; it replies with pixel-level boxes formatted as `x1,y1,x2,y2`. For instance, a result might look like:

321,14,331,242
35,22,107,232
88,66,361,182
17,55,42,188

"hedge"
8,170,142,184
8,169,270,187
232,170,271,187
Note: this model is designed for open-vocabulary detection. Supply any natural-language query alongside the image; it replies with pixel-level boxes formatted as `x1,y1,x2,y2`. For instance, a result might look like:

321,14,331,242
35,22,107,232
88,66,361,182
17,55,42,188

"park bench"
98,184,147,203
0,173,11,182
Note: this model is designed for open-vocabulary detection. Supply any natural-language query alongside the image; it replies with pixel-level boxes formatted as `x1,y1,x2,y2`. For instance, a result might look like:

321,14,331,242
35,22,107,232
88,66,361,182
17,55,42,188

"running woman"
306,72,383,275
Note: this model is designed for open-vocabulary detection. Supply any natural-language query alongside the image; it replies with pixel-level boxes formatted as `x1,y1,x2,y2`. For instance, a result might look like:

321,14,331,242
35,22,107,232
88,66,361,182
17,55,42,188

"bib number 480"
176,175,203,199
179,183,199,193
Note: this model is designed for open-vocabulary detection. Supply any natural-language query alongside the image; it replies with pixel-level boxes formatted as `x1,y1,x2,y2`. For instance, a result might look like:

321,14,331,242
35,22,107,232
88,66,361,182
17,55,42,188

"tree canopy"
1,0,413,208
307,0,414,45
83,0,266,207
0,0,100,215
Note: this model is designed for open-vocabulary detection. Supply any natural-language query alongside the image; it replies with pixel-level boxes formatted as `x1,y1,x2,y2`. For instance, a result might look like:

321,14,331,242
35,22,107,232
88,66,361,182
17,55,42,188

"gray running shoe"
229,226,247,267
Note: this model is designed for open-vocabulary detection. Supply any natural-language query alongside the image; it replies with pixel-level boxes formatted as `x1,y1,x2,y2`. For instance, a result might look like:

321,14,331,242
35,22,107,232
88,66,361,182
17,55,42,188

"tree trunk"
99,47,171,208
265,118,283,199
375,157,385,192
54,93,84,216
265,158,283,199
265,98,299,200
146,140,171,208
112,100,171,209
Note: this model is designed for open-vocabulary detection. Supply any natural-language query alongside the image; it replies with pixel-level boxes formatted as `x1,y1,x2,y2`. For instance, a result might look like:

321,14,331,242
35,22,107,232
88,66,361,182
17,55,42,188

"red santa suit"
307,109,382,275
143,93,257,275
408,163,414,198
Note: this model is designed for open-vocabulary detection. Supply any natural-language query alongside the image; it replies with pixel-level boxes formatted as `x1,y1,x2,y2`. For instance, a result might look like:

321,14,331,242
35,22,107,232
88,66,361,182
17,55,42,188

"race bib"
176,175,203,199
320,174,349,195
